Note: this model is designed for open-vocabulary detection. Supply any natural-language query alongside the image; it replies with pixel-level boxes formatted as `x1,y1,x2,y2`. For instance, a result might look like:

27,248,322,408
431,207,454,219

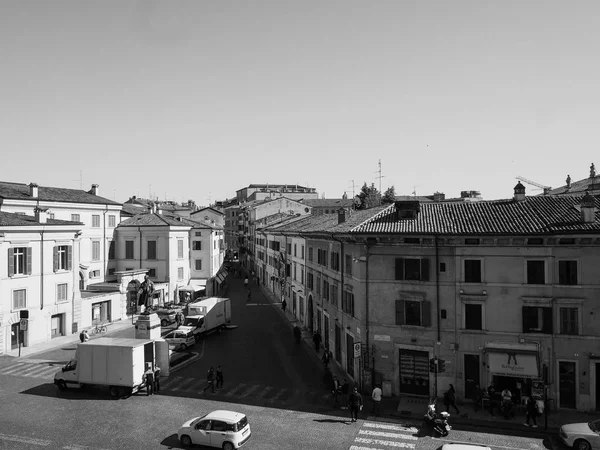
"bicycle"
91,323,107,335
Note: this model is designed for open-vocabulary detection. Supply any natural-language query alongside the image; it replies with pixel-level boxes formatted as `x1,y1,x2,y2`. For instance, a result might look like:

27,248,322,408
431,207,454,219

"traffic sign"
20,319,28,330
353,342,361,358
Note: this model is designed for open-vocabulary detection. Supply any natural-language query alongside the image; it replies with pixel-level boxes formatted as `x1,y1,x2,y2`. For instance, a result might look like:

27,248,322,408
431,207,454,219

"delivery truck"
54,337,155,398
184,297,231,340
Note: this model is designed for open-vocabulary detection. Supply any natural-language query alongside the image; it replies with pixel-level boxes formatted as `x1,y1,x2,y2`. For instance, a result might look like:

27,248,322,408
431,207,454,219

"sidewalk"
254,275,594,436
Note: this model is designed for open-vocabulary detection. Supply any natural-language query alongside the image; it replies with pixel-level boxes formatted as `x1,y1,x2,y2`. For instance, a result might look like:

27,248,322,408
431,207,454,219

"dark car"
155,308,177,327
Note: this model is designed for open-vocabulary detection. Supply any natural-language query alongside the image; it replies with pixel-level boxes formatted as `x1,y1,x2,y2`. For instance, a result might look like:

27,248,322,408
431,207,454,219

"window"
301,245,305,259
316,275,321,295
193,241,202,251
13,289,26,310
125,241,134,260
522,306,552,334
195,259,202,270
54,245,72,271
527,260,545,284
91,241,101,261
178,240,184,259
345,254,353,276
558,261,578,285
108,241,115,260
147,268,156,277
293,263,297,280
527,238,543,245
331,252,340,271
308,247,314,262
343,291,355,317
49,213,55,219
294,244,297,257
108,215,116,227
90,270,100,278
8,247,32,276
108,268,116,275
177,267,184,280
57,283,68,302
464,303,483,330
395,258,430,281
71,214,80,222
301,266,304,284
395,299,430,327
559,307,579,335
92,215,100,227
287,243,292,253
440,262,446,272
464,259,482,283
147,240,157,260
323,279,330,301
307,272,314,290
331,284,338,308
465,238,480,245
195,232,202,236
214,240,216,250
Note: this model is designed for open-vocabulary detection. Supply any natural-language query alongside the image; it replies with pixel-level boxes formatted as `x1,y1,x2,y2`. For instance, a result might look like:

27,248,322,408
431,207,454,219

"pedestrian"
501,387,513,419
154,365,161,393
313,331,322,352
79,330,85,343
81,329,90,342
372,384,383,415
341,379,350,409
444,384,460,414
216,365,224,389
349,387,363,422
281,298,287,312
203,366,215,393
488,384,498,416
471,384,484,412
144,363,154,396
175,311,182,327
244,277,249,288
332,376,340,407
524,396,538,427
247,290,252,302
321,348,330,369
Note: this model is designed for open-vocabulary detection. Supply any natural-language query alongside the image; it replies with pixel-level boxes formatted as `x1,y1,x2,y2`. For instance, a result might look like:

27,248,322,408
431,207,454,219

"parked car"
163,326,196,351
178,410,251,449
559,419,600,450
155,308,177,327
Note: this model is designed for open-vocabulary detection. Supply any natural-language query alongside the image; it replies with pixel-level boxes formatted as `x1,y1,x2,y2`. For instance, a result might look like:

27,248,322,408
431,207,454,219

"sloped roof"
191,206,224,216
0,211,82,227
301,198,354,208
179,217,222,230
350,195,600,235
121,203,150,216
547,175,600,196
241,183,314,191
118,213,191,227
0,181,121,206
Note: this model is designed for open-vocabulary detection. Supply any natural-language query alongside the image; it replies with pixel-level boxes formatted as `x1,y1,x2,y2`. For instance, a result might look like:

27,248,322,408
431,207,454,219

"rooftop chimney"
581,191,596,223
29,183,39,198
433,192,445,202
91,184,99,195
337,207,347,224
34,206,48,223
513,182,526,202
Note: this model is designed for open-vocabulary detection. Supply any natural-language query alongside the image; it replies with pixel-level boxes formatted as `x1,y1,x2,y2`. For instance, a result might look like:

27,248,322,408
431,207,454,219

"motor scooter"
423,403,452,437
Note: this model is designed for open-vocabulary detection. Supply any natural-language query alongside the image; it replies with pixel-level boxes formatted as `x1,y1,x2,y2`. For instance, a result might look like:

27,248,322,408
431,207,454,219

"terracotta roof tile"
0,211,82,227
0,181,121,206
118,213,191,227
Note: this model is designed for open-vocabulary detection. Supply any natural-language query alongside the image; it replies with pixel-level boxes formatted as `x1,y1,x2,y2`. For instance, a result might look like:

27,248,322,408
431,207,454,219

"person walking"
79,329,90,343
349,387,363,422
341,379,350,409
247,290,252,303
244,277,249,289
203,366,215,393
154,365,161,393
331,376,340,407
144,363,155,396
444,384,460,414
216,366,224,390
372,384,383,416
501,387,513,419
321,349,330,369
281,298,287,313
524,396,538,427
313,331,322,352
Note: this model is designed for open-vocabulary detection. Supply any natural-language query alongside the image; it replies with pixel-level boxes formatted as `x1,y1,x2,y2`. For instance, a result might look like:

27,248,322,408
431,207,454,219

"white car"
560,419,600,450
442,445,492,450
178,410,251,449
163,326,195,351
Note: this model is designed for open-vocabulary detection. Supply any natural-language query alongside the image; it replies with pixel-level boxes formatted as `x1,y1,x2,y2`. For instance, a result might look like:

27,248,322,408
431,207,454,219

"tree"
382,186,396,204
354,182,381,209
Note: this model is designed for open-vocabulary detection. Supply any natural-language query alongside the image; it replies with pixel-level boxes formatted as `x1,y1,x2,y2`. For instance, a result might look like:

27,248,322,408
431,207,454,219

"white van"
164,326,196,351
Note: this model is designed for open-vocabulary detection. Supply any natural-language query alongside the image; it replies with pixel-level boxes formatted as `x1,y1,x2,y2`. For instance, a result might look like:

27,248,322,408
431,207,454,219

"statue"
138,275,155,309
566,175,571,187
591,163,596,178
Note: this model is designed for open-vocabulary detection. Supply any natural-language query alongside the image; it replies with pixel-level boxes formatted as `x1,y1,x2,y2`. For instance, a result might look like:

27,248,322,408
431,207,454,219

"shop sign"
488,351,539,378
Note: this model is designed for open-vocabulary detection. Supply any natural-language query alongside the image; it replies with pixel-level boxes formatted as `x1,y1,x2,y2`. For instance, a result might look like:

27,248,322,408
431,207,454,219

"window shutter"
67,246,73,270
521,307,528,333
395,258,405,280
421,301,431,327
53,246,58,272
26,247,32,274
421,258,430,281
395,300,405,325
8,248,14,276
542,307,553,334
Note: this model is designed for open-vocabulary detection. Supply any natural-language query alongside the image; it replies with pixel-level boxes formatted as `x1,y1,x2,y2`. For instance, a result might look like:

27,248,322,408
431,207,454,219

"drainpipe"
366,238,374,391
103,205,108,278
40,228,45,310
138,227,143,269
331,234,345,363
435,235,441,343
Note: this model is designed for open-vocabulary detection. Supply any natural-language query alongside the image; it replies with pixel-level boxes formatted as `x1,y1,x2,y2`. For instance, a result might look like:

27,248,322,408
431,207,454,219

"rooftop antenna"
412,186,418,197
207,192,212,206
348,180,356,198
73,170,83,190
375,159,385,193
149,184,152,199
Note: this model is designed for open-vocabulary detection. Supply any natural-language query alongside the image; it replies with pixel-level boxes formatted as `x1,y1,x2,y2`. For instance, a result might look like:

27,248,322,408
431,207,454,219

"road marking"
363,422,419,433
22,365,57,377
354,437,415,448
271,387,291,401
63,446,111,450
0,363,28,375
0,433,52,446
238,384,262,398
172,377,197,392
160,375,182,389
224,383,248,397
256,385,275,398
436,437,531,450
358,430,418,441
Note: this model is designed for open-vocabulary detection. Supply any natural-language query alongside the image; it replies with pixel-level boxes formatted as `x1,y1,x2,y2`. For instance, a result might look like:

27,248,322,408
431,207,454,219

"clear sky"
2,1,599,205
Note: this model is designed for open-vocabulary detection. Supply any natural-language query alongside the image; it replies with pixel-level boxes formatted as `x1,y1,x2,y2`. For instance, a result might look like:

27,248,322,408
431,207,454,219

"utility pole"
73,171,83,190
374,160,385,205
348,180,356,198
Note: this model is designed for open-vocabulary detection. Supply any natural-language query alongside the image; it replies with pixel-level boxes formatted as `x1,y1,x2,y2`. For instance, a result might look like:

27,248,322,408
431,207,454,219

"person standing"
203,367,215,393
331,376,340,407
321,349,330,369
154,365,161,393
247,290,252,303
444,384,460,414
524,396,538,427
313,331,322,352
244,277,249,289
501,388,513,419
281,299,287,312
372,384,383,415
216,366,224,390
80,329,90,343
144,364,155,396
349,387,363,422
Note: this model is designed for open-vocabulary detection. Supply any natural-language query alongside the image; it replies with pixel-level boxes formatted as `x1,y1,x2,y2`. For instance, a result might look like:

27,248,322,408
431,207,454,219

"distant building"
236,184,319,203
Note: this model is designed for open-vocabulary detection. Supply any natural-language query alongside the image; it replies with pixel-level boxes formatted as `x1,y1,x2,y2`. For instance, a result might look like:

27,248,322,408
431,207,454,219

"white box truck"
54,337,155,398
184,297,231,340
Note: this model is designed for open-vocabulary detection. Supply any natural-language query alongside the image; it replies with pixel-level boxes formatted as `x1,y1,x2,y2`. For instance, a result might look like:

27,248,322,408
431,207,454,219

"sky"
2,1,600,205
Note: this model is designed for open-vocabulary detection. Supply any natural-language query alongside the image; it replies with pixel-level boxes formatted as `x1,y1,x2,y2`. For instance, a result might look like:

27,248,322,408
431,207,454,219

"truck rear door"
224,299,231,324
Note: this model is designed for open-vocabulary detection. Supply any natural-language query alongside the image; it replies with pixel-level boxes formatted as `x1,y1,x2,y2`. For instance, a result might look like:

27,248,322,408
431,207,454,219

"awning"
189,279,207,291
487,351,539,378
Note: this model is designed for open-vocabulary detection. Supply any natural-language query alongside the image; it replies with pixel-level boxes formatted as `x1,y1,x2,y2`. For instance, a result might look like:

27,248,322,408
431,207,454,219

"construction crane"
516,176,552,194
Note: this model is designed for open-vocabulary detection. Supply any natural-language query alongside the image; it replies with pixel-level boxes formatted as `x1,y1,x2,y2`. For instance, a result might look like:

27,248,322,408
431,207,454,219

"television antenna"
374,159,385,194
348,180,356,198
516,176,551,194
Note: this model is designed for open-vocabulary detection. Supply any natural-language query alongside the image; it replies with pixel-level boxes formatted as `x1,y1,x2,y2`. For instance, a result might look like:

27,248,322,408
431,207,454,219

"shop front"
485,342,541,405
398,348,430,396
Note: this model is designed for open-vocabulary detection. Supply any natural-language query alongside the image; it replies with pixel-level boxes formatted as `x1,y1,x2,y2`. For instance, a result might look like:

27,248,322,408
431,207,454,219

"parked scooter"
423,403,452,437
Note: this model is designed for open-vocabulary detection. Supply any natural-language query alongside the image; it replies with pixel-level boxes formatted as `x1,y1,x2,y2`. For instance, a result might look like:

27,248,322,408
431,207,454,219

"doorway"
92,301,111,325
335,324,341,363
346,333,354,378
307,296,314,334
316,308,322,335
51,314,64,338
324,315,330,352
399,349,430,396
11,323,19,350
464,354,480,400
559,361,576,409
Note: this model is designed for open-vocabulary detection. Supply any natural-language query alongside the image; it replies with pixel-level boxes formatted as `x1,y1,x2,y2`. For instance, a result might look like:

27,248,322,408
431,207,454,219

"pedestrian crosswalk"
160,375,330,406
350,422,420,450
0,361,61,380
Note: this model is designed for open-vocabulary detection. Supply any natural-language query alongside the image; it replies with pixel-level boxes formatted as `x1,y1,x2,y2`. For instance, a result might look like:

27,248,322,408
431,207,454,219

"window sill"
9,274,30,279
462,328,487,333
401,324,427,329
